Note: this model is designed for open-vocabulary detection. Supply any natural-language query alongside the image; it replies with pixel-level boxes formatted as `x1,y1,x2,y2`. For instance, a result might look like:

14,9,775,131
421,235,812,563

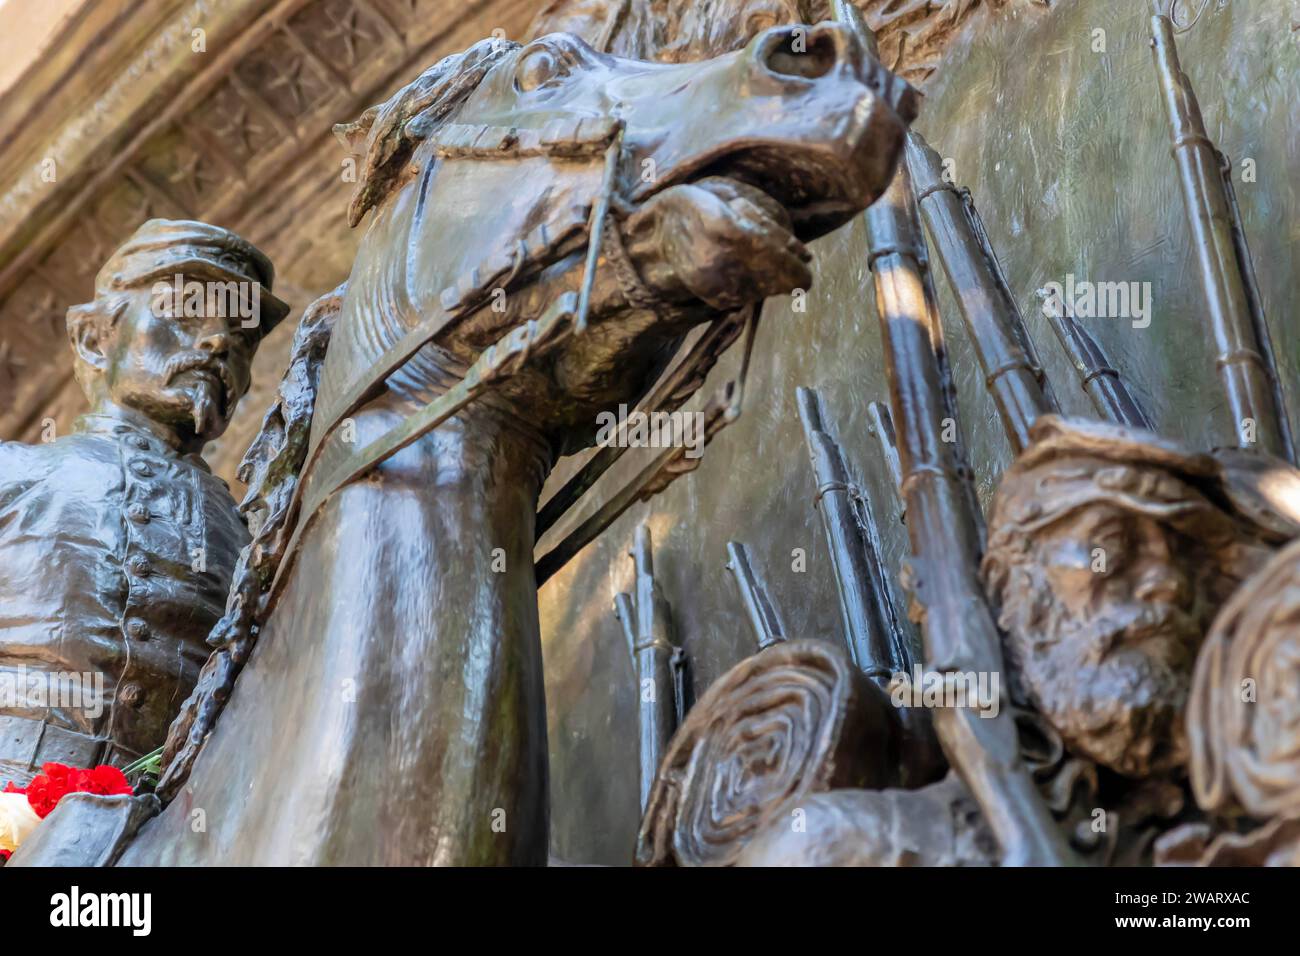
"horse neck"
431,398,553,566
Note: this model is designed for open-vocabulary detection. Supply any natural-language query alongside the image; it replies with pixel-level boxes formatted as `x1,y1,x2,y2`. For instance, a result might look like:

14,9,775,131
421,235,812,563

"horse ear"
334,106,378,155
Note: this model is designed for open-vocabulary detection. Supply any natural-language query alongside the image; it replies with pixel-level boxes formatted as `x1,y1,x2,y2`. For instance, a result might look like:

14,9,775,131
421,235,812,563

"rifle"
907,133,1059,453
1149,10,1294,461
863,148,1076,865
797,387,911,684
724,541,786,651
1039,291,1154,430
613,523,685,813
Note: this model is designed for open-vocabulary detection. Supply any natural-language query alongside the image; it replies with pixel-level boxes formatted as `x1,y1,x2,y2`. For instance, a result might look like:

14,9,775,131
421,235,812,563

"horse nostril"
762,27,839,80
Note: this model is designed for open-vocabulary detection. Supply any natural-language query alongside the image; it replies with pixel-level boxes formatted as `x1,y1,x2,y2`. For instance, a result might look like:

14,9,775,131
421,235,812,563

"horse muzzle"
622,21,919,241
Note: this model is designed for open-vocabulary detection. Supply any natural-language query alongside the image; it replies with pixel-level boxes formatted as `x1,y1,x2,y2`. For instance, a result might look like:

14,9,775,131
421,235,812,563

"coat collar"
73,407,211,471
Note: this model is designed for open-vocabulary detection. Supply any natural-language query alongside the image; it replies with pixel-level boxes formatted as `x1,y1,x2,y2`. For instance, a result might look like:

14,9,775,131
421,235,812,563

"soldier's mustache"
1077,601,1199,662
164,351,235,397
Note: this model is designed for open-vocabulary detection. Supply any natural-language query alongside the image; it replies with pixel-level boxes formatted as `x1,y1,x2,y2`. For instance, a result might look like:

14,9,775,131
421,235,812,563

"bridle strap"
267,124,628,608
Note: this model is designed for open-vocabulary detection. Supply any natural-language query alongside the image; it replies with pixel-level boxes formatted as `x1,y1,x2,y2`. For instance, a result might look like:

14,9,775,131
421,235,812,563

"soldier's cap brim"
124,258,290,335
997,415,1300,542
1016,415,1220,476
97,219,291,336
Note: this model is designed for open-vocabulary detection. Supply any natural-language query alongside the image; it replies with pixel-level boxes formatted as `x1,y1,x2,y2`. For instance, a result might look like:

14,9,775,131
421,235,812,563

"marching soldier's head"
66,219,290,446
981,416,1300,778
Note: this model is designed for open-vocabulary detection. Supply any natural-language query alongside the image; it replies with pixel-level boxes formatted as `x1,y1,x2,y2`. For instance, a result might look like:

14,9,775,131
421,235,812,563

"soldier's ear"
66,301,112,377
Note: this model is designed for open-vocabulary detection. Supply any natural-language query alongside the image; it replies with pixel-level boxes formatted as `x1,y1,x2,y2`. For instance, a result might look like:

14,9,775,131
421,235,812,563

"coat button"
127,502,150,524
127,555,152,576
119,683,145,708
130,460,155,478
125,618,150,641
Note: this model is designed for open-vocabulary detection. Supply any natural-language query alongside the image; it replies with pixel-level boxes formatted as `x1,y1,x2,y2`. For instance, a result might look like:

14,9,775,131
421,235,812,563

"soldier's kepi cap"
95,219,290,335
990,415,1300,544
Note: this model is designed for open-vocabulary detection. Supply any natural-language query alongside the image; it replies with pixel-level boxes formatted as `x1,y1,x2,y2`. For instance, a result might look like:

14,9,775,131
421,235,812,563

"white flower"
0,791,42,855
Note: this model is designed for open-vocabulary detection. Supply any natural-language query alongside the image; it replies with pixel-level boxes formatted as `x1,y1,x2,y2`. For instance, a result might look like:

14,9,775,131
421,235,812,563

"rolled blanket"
1189,535,1300,819
635,638,900,866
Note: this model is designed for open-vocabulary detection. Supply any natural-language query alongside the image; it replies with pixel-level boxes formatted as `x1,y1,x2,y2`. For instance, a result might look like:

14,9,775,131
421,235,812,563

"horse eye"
516,49,565,92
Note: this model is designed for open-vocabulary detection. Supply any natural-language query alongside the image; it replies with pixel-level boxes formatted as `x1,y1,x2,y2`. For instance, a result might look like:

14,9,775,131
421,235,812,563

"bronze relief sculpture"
4,2,1298,872
104,21,915,867
1159,533,1300,866
629,6,1300,869
982,418,1296,780
0,220,287,788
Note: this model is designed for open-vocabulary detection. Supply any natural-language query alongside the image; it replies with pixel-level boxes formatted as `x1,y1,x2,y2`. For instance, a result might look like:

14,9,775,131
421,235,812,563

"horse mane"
157,283,346,800
334,36,520,227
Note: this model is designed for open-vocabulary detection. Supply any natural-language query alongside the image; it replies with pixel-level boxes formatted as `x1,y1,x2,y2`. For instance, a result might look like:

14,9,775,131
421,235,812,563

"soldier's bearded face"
998,504,1212,777
101,291,254,441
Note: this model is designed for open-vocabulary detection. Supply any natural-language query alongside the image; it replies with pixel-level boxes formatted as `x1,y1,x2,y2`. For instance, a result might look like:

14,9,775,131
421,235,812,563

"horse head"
141,19,921,867
452,22,916,239
321,22,916,450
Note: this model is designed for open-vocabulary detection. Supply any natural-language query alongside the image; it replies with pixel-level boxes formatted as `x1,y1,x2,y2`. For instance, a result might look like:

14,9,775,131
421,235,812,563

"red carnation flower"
77,765,132,798
21,762,133,819
24,763,74,818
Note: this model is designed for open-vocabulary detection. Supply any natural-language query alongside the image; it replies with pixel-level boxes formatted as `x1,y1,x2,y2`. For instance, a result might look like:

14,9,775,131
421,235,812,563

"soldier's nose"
196,331,230,354
1134,565,1187,605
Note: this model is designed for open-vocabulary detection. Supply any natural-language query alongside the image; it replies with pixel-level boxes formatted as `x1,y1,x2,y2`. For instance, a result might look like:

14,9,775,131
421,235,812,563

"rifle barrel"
1042,294,1154,430
1150,13,1294,460
907,133,1059,452
725,541,786,651
613,592,637,661
796,387,906,683
627,524,680,814
867,401,905,504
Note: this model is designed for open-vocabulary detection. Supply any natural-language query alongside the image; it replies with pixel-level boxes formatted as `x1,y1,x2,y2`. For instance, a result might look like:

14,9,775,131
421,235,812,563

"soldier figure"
734,416,1300,865
981,416,1297,780
0,219,288,787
